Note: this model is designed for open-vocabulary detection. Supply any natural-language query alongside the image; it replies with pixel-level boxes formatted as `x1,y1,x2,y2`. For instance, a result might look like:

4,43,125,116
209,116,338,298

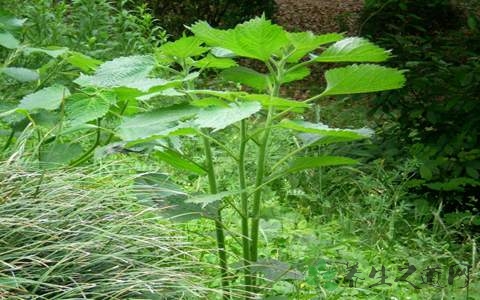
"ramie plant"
2,15,405,298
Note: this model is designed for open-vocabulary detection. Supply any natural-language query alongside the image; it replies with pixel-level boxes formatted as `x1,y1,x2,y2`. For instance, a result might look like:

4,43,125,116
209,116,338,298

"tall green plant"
3,16,405,298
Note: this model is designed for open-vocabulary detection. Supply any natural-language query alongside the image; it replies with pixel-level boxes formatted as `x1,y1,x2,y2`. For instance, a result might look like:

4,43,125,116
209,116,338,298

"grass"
0,160,223,299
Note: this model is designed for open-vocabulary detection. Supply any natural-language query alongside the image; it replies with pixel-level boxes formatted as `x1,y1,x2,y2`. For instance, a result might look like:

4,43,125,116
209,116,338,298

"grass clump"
0,161,219,299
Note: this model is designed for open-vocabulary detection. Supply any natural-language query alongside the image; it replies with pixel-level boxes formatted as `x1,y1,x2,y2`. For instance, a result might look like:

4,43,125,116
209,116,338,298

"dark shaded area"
360,0,480,231
127,0,277,37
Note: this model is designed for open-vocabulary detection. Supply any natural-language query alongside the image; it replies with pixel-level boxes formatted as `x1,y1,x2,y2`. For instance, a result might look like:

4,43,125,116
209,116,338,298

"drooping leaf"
0,30,19,49
134,173,216,222
283,156,358,174
191,16,289,61
314,37,390,62
286,32,344,62
39,142,83,168
221,66,270,91
1,67,38,82
66,51,102,72
158,36,209,59
117,104,198,141
193,54,237,69
0,10,26,31
321,64,406,96
18,85,70,111
65,90,116,125
154,149,206,175
195,101,261,132
280,119,372,140
23,46,68,58
74,55,155,89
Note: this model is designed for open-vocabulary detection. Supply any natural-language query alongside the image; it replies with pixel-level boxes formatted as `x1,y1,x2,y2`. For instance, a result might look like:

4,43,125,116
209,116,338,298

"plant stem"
202,133,230,299
238,119,252,293
69,119,102,167
249,75,281,289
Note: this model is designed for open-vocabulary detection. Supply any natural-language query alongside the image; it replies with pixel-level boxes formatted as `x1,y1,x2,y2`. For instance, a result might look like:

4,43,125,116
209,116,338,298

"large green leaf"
18,85,70,111
74,55,156,90
286,32,344,62
1,67,38,82
158,36,209,59
117,104,197,141
321,64,406,96
314,37,390,62
0,30,19,49
191,16,289,61
65,90,116,125
195,101,261,132
221,66,270,91
283,156,358,174
279,120,372,139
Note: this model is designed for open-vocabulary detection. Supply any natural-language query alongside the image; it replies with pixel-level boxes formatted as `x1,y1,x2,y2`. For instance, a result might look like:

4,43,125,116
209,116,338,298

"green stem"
238,119,252,293
69,119,102,167
250,80,280,290
202,133,230,299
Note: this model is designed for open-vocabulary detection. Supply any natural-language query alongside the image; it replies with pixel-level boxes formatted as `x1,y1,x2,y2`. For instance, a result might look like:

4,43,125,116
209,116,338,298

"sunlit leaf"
18,85,70,111
321,64,406,96
286,32,343,62
191,16,289,61
74,55,155,89
314,37,390,62
158,36,209,59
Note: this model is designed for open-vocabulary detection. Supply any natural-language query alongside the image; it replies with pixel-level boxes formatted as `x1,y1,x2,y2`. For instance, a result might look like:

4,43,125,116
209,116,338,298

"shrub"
360,0,480,215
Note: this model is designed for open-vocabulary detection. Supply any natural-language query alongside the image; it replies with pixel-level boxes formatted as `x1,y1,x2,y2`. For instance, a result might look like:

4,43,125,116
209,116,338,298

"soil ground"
275,0,364,34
